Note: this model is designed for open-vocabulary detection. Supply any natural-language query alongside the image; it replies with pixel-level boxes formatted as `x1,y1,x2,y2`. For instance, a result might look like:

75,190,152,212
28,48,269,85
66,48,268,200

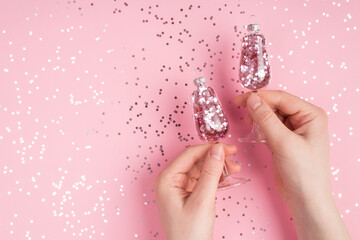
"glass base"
218,175,250,191
238,131,266,143
238,123,266,143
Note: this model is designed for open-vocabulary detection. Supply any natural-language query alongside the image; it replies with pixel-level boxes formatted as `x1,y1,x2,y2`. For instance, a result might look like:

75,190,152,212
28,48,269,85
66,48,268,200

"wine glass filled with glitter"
238,16,271,142
192,76,249,190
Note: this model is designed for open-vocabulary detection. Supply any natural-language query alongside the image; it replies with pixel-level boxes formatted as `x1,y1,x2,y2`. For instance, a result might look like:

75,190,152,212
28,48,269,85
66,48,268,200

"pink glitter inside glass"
239,26,271,90
192,77,229,142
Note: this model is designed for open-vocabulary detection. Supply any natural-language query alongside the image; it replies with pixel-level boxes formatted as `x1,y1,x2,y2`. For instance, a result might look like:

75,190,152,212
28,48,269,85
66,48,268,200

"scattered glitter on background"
0,0,359,239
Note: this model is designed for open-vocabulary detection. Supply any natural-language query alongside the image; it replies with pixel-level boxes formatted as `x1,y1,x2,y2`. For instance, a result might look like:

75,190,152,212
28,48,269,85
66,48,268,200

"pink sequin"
192,77,229,142
239,26,271,90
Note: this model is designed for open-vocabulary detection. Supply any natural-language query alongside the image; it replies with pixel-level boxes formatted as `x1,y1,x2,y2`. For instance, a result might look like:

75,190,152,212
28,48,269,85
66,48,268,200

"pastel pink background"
1,0,359,239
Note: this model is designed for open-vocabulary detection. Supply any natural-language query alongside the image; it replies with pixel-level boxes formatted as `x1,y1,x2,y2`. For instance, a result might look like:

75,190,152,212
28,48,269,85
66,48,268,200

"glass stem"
252,122,264,139
222,163,229,176
252,123,259,134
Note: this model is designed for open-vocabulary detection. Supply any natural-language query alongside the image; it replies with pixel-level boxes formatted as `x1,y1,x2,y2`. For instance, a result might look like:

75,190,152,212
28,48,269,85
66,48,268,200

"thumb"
190,144,224,202
247,92,290,145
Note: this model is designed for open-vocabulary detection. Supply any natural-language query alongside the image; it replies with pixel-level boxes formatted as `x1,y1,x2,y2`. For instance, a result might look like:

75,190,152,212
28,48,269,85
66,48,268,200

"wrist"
287,191,348,240
287,188,335,222
284,175,334,213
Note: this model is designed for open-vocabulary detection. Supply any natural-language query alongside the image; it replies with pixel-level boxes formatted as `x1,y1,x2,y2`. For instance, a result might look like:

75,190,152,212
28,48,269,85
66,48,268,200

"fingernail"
248,93,261,110
210,144,224,161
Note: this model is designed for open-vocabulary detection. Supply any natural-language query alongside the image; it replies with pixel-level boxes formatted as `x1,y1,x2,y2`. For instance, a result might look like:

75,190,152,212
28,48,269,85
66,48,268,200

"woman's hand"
154,143,241,240
234,90,351,240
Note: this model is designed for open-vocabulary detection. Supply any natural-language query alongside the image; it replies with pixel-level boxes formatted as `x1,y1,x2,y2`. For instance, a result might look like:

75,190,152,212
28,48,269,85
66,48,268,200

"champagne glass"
191,75,249,190
238,15,271,143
